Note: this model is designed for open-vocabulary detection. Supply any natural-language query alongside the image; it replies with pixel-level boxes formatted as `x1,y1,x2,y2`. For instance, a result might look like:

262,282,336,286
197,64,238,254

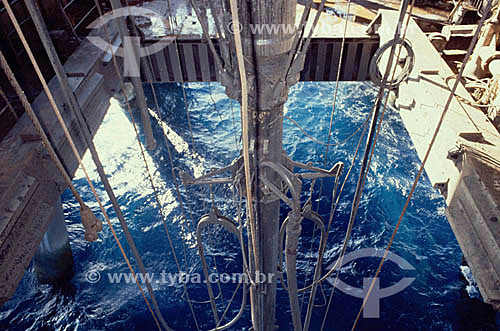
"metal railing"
466,0,483,10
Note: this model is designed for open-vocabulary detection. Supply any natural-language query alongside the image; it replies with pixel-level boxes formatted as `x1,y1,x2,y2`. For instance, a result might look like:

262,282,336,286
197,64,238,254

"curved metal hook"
196,213,249,330
261,160,301,210
278,205,327,294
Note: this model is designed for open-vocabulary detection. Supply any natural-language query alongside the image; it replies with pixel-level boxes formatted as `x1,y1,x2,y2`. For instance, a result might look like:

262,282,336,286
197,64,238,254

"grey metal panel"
357,42,375,81
328,42,342,81
145,38,379,82
214,51,220,81
155,49,170,82
183,43,198,81
301,54,311,81
315,42,328,81
308,43,318,80
198,43,212,82
342,42,358,81
168,42,183,82
142,56,157,82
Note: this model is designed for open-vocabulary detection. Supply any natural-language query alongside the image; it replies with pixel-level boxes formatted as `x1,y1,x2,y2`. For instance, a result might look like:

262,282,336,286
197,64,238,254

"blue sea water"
0,82,497,330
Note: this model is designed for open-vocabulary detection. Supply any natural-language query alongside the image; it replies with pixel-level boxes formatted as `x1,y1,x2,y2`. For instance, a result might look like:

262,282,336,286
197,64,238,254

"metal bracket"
179,156,243,186
179,151,343,210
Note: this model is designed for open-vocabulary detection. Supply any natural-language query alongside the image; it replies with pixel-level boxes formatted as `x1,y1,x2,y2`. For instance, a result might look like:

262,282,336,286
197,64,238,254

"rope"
323,0,353,162
0,51,101,243
290,2,354,325
283,0,314,80
337,0,411,290
6,0,176,327
141,4,234,327
446,74,499,108
351,2,491,329
0,88,18,119
277,102,371,297
315,0,353,215
369,38,415,90
196,214,249,331
141,2,246,326
162,0,200,237
229,0,259,274
318,1,417,328
230,99,240,152
189,0,225,70
0,4,163,328
22,0,104,242
299,178,319,312
298,0,327,68
285,113,369,147
111,0,202,328
147,68,223,310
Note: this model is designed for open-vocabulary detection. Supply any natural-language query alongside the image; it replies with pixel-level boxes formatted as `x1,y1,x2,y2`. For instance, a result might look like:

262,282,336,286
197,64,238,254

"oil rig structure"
0,0,499,330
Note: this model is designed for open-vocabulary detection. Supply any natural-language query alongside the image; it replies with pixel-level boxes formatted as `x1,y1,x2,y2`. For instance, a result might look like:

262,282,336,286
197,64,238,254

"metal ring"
369,38,415,90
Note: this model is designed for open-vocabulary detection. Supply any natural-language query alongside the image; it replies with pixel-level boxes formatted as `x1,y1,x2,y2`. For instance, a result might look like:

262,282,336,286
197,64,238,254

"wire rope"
350,2,492,329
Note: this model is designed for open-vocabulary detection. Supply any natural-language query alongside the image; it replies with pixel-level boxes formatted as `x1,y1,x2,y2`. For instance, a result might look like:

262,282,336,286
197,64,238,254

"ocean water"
0,82,497,330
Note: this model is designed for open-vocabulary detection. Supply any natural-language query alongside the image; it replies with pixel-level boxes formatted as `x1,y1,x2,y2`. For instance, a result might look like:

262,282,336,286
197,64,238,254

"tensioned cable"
142,54,224,312
285,2,413,328
0,51,161,330
229,0,260,273
278,1,344,304
144,0,240,324
296,0,354,320
350,2,492,330
322,0,353,162
332,0,411,297
315,0,353,214
162,0,229,319
277,101,371,297
143,44,205,331
321,0,415,329
297,111,370,312
285,112,369,147
282,0,314,80
6,0,172,327
361,0,417,210
145,1,232,322
163,1,197,154
230,99,240,152
0,3,164,328
0,88,18,119
109,0,201,328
